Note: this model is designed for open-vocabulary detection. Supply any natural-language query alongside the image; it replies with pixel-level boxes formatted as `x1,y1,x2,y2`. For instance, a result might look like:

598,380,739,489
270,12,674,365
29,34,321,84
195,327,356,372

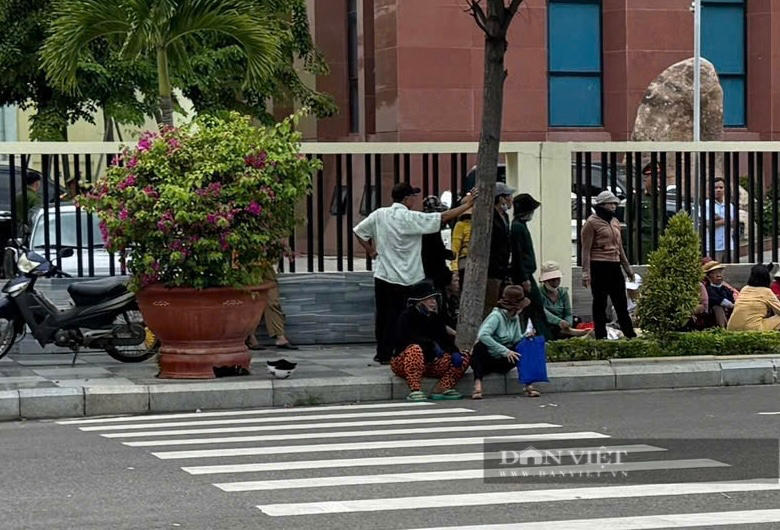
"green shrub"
637,212,702,336
547,330,780,362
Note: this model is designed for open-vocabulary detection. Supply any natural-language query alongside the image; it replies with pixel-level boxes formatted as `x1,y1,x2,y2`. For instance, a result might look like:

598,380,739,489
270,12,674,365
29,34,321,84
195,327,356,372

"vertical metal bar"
635,151,643,262
53,155,62,259
8,155,16,242
85,154,95,277
393,154,400,184
707,152,716,260
723,152,732,264
675,153,683,212
365,154,373,271
306,154,314,273
659,152,667,228
733,154,741,262
757,153,765,262
336,154,344,272
288,233,296,273
422,153,429,198
584,152,593,215
609,152,617,194
575,152,584,266
650,151,659,250
41,155,51,262
374,153,382,210
748,152,756,263
773,152,779,264
600,152,608,191
459,153,467,196
432,155,440,197
317,155,325,273
450,154,458,207
73,154,83,276
346,154,354,272
107,155,116,277
684,152,692,212
698,152,707,256
625,152,634,263
403,153,411,184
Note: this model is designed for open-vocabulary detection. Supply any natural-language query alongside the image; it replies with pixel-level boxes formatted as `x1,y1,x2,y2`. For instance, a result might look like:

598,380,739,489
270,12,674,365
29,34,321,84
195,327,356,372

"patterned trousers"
391,344,470,392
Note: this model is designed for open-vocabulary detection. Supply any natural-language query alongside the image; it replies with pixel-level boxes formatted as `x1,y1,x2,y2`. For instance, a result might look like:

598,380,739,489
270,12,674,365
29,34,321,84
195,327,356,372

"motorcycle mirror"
59,248,75,259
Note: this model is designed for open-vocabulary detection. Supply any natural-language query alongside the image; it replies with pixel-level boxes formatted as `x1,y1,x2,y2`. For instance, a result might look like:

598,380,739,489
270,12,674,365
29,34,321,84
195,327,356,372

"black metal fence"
571,150,779,266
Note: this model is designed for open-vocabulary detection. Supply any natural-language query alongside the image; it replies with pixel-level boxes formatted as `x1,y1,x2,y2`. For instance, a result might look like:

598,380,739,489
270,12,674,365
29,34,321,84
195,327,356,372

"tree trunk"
456,0,518,350
156,47,175,127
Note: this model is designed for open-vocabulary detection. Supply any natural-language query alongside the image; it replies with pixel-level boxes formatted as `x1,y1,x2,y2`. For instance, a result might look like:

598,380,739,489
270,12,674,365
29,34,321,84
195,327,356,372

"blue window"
702,0,746,127
548,0,602,127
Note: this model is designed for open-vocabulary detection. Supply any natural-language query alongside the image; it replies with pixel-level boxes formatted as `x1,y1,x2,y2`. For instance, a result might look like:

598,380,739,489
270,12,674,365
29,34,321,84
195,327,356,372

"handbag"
514,336,549,385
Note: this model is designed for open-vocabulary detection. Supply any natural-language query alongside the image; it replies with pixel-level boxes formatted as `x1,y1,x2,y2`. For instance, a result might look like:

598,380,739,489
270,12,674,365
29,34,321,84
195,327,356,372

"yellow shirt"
726,286,780,332
450,218,472,272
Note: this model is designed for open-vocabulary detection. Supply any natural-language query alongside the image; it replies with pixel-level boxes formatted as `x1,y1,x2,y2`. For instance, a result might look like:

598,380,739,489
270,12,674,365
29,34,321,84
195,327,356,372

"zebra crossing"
57,401,780,529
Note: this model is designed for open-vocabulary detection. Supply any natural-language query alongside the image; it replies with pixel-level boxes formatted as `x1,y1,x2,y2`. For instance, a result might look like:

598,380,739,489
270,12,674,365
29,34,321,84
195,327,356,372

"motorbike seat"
67,277,129,305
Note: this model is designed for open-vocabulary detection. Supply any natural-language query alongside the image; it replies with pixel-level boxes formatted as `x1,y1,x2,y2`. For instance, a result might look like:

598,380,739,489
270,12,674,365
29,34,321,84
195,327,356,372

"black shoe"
373,355,391,365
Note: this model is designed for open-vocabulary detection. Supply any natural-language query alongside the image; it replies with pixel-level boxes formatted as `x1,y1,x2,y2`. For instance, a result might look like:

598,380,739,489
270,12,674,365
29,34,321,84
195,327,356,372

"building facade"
306,0,779,143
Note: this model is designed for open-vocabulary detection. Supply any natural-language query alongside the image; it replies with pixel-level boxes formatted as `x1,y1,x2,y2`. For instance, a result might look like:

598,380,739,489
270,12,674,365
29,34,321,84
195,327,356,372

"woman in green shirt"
470,285,540,399
539,261,590,339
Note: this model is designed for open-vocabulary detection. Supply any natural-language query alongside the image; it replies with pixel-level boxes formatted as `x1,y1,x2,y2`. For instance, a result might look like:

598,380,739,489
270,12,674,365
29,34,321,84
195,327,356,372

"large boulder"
632,58,723,142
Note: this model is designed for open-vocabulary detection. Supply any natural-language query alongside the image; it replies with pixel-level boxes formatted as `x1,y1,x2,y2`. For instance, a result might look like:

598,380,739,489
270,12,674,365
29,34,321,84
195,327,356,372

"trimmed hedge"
547,330,780,362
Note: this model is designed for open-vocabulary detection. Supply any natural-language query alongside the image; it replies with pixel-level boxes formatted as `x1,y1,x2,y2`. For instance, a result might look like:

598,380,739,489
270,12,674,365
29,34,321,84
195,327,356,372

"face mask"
544,282,557,292
501,203,510,213
710,282,723,288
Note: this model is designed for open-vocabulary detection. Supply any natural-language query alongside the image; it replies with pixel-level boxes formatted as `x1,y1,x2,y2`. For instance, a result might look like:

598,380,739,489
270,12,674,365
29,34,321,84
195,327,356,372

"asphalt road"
2,385,780,530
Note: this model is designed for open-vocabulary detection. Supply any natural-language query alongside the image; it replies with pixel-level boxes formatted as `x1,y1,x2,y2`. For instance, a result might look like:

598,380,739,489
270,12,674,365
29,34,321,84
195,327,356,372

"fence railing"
1,141,779,281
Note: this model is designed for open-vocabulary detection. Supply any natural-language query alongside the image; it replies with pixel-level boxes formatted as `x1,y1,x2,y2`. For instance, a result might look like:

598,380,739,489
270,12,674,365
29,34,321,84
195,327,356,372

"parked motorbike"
0,242,156,365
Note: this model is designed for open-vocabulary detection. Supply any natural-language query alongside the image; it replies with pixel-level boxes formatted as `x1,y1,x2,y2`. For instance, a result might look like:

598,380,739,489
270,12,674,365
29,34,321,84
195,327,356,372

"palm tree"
41,0,283,127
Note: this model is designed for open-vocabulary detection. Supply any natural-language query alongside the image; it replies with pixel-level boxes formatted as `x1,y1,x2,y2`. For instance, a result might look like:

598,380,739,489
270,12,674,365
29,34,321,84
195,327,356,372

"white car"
29,205,126,277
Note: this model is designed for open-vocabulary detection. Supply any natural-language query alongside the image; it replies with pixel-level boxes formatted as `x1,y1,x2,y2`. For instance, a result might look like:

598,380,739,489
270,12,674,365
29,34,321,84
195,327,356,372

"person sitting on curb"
539,261,589,339
703,260,735,328
391,282,470,402
471,285,539,400
771,269,780,300
727,264,780,332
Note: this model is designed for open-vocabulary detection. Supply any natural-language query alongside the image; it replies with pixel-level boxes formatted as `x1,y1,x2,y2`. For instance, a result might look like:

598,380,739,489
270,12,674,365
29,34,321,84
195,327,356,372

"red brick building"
305,0,778,143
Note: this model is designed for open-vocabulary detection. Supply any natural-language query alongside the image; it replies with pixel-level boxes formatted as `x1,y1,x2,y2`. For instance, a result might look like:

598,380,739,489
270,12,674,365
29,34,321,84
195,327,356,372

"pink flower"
119,209,129,221
127,157,138,169
137,139,153,152
218,233,230,251
118,175,137,191
245,151,267,169
206,213,217,224
98,221,109,241
143,186,159,199
245,202,262,216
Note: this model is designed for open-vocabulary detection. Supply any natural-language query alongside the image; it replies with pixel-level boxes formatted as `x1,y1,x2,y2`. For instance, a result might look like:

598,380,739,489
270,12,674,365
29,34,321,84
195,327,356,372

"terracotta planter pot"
136,282,274,379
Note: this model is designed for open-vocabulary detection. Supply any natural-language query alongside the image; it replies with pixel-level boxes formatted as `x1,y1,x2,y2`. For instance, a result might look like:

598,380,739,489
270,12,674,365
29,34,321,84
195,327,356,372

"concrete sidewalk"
1,338,779,421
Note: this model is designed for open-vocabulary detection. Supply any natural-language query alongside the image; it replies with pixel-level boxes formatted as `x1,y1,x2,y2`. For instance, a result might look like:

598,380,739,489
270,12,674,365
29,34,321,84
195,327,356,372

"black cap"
407,281,438,304
392,182,421,202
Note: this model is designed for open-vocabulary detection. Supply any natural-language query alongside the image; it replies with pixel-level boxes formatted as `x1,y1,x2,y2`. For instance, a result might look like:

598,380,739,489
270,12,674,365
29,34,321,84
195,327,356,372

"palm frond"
166,0,283,87
41,0,134,92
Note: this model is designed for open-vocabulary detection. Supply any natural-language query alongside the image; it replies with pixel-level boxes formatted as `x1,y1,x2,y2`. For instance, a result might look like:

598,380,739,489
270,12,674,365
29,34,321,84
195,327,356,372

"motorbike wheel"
0,318,16,360
104,310,158,363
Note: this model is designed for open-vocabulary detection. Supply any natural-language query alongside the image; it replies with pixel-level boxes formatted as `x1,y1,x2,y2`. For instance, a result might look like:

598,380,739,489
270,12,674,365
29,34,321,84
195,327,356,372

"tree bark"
456,0,521,350
156,47,175,127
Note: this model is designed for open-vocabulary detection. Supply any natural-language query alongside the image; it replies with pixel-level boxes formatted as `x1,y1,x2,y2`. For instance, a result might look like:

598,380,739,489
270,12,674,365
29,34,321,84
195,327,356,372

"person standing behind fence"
704,178,737,263
581,191,637,340
510,193,551,340
450,205,472,290
484,182,515,319
15,172,42,237
353,182,477,365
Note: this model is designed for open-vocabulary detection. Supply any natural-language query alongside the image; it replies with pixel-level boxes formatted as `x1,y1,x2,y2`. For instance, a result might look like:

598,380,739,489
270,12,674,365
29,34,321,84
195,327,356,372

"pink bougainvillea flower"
244,151,267,169
117,175,137,191
119,209,129,221
245,202,262,216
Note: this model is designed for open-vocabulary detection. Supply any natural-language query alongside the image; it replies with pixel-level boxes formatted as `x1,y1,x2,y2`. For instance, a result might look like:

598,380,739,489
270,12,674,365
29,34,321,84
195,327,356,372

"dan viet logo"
495,446,630,478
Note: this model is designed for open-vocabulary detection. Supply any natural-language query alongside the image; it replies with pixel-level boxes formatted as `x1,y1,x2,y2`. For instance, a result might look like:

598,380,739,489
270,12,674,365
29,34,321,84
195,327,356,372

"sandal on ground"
406,390,428,402
431,389,464,400
471,391,483,400
524,388,541,398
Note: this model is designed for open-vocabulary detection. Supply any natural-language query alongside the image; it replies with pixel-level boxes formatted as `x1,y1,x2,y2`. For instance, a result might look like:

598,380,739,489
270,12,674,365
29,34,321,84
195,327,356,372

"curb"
2,358,780,421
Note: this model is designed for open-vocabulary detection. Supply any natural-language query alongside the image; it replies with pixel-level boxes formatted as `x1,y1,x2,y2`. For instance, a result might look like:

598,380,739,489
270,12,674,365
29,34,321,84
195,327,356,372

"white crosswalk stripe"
58,401,780,529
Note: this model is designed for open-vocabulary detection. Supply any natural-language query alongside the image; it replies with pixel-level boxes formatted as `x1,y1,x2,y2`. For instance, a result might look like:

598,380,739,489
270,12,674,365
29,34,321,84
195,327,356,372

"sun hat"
407,281,440,306
702,261,726,274
595,190,620,205
497,285,531,311
539,261,563,283
625,273,643,291
512,193,541,214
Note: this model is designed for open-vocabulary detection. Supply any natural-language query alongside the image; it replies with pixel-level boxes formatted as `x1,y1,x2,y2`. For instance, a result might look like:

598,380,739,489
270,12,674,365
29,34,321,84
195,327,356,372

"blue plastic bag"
514,336,549,385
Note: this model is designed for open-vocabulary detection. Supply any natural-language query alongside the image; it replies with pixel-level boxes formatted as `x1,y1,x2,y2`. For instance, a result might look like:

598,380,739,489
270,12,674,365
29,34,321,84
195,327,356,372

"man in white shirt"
354,182,477,364
705,178,737,262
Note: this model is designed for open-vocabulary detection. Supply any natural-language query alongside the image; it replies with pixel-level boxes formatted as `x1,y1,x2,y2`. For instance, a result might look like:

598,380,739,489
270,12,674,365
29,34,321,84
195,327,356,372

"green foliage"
0,0,157,140
78,111,318,290
548,330,780,362
637,212,702,336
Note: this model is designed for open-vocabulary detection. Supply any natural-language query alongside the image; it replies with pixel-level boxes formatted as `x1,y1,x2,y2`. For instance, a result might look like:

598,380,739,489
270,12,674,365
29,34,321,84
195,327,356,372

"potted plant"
79,111,317,378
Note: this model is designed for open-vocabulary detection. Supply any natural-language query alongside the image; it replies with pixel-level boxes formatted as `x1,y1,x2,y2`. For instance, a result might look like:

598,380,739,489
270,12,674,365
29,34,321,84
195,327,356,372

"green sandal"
406,390,428,402
431,389,464,400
